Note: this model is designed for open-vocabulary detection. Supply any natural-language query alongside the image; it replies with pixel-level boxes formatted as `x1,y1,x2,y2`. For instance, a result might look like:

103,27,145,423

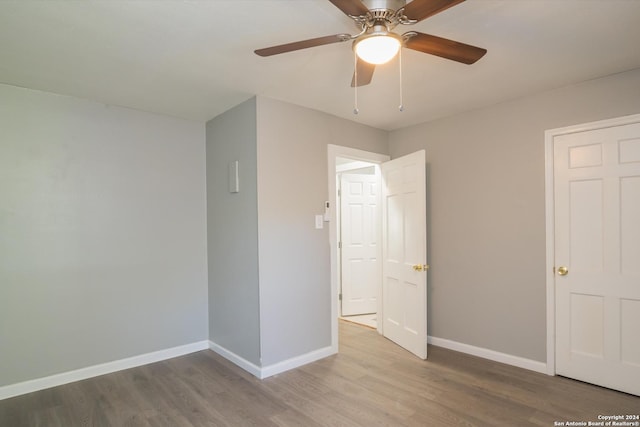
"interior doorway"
336,159,381,328
328,145,390,351
328,145,428,360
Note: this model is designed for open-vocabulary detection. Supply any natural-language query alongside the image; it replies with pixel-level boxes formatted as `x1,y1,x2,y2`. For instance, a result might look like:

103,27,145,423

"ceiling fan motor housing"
355,0,410,31
361,0,407,13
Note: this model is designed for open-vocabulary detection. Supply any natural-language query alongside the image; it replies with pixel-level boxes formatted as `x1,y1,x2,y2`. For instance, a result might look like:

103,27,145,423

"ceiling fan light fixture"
354,32,402,65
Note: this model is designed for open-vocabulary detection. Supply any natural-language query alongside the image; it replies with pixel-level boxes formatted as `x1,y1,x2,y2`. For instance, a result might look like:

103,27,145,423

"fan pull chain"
353,51,359,115
398,48,404,112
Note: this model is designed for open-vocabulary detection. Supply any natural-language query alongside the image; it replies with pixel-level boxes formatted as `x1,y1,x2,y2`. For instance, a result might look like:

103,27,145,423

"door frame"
544,112,640,376
328,144,390,353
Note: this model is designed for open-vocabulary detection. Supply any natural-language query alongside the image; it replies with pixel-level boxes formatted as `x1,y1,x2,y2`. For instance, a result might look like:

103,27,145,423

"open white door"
554,121,640,396
340,172,380,316
381,150,427,359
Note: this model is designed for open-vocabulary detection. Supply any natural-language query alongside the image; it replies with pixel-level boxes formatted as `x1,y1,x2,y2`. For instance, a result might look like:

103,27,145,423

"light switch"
315,215,323,229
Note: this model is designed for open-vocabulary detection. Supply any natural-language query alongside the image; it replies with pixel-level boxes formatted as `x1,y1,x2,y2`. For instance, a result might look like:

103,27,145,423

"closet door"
554,120,640,396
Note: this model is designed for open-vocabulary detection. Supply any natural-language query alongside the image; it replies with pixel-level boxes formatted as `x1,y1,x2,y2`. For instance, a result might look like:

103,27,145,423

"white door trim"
328,145,390,353
544,112,640,376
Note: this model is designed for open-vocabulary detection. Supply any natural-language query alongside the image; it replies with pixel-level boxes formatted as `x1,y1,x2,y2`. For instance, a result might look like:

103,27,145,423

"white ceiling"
1,0,639,131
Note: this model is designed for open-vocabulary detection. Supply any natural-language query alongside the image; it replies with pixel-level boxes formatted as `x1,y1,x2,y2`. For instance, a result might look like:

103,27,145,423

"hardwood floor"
340,314,377,329
1,321,638,426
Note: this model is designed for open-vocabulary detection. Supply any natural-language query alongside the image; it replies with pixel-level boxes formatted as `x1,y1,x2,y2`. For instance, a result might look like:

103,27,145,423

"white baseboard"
0,341,209,401
208,341,336,379
428,336,547,374
208,341,262,378
260,346,335,379
1,336,545,401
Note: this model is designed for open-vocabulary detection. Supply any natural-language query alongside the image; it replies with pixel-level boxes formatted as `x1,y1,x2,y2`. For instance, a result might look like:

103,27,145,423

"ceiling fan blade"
255,34,350,57
351,58,376,87
328,0,369,17
404,32,486,64
402,0,466,22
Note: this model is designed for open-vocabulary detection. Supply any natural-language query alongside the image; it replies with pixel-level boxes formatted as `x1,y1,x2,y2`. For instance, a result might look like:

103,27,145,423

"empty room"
1,1,639,426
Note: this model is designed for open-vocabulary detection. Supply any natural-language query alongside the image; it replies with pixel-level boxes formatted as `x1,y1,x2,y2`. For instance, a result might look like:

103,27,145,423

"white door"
554,121,640,396
340,172,380,316
381,150,428,359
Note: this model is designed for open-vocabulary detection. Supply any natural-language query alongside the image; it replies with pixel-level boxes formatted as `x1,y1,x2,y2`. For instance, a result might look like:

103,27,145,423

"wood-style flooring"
1,321,638,426
340,314,377,329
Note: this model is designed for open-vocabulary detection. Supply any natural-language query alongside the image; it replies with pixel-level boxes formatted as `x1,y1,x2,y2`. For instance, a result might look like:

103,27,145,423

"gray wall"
388,68,640,362
0,84,208,387
7,63,634,388
256,97,388,366
206,98,261,365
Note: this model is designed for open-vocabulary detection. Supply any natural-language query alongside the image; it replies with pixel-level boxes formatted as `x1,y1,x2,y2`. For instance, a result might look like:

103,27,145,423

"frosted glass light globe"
354,34,401,65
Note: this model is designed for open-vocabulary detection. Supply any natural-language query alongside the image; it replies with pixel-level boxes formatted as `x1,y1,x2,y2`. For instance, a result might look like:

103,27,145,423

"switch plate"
315,215,323,229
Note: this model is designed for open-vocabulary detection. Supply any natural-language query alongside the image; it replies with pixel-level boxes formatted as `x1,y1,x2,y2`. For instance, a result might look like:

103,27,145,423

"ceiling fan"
254,0,487,87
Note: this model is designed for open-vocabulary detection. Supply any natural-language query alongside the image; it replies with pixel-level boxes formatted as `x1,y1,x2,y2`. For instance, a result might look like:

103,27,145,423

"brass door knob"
557,266,569,276
412,264,429,272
